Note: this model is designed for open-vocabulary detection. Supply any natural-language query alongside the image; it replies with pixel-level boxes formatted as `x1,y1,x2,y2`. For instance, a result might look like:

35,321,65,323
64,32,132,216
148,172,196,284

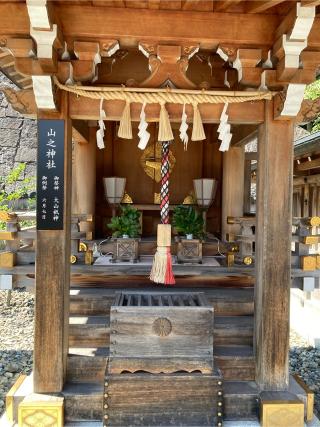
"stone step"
69,288,254,316
214,316,253,346
223,381,259,420
214,346,255,381
63,382,104,422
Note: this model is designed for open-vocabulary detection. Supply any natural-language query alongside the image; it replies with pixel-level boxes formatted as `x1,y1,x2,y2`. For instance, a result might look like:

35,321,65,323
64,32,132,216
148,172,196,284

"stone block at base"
260,391,304,427
18,393,64,427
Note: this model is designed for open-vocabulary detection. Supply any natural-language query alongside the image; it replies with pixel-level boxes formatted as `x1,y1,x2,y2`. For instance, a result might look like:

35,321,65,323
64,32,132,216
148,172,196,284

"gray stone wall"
0,72,37,185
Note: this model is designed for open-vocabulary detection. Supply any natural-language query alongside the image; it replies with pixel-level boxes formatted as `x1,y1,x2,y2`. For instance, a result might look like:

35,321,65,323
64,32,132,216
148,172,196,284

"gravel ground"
0,290,33,415
0,289,319,418
290,330,320,417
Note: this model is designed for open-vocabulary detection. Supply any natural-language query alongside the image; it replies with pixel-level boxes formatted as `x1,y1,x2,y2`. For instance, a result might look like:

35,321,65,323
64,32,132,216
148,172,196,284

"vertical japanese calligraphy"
37,120,65,230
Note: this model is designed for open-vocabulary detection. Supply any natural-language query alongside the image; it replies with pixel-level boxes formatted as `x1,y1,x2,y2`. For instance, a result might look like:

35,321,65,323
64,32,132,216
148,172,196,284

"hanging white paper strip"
179,103,189,151
96,98,106,149
218,102,232,152
138,102,150,150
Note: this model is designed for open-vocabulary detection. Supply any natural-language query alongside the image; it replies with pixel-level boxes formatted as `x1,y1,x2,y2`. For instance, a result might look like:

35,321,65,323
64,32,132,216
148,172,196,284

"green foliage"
0,163,36,210
172,205,204,239
304,79,320,133
0,163,36,230
304,79,320,101
107,205,141,238
311,115,320,133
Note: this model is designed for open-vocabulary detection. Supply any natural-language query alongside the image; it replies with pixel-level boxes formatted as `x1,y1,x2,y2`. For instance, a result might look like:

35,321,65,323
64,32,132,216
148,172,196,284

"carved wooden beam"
296,97,320,124
68,93,265,124
0,87,36,117
246,0,286,13
138,42,199,88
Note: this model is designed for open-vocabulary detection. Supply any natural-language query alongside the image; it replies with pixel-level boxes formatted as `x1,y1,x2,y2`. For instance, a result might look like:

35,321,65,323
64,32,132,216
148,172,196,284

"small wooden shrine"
0,1,320,426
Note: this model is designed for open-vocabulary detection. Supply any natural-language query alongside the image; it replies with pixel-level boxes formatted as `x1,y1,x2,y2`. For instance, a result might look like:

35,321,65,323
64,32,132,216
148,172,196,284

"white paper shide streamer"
179,104,189,151
138,102,150,150
96,98,106,149
218,103,232,152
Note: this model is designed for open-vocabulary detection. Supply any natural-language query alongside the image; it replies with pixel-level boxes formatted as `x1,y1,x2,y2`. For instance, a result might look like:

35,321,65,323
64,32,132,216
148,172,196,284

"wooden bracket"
273,3,316,83
273,35,307,81
138,42,198,88
274,83,306,119
289,2,316,40
72,41,101,82
26,0,51,30
99,39,119,57
30,24,60,73
32,75,56,109
57,61,74,85
233,48,263,88
5,38,36,59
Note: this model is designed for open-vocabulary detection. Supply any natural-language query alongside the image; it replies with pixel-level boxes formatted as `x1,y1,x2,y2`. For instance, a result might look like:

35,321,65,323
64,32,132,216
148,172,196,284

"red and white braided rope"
160,141,170,224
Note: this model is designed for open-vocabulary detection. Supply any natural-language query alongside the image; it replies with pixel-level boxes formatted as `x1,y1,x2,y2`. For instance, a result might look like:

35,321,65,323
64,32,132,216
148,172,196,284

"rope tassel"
118,100,133,139
191,102,206,141
150,141,175,286
158,103,174,142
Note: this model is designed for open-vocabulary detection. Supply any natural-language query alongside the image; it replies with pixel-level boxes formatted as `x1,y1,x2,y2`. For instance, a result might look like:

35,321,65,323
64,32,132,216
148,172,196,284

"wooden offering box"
111,238,139,263
109,292,214,374
177,238,203,264
104,369,223,427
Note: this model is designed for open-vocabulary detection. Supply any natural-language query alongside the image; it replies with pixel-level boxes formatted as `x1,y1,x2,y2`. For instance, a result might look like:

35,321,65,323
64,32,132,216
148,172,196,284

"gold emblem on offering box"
141,142,176,183
152,317,172,337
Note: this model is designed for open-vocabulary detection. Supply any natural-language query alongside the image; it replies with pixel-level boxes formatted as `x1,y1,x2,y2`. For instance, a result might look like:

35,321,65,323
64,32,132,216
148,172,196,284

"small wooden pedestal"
110,238,139,263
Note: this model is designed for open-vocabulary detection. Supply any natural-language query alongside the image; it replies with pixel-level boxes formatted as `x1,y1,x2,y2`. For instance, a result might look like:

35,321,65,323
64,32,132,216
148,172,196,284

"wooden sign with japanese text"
37,120,65,230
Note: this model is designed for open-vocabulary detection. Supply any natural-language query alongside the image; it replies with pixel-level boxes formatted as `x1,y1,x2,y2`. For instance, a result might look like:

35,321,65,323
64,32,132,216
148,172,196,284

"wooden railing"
0,211,93,268
226,215,320,292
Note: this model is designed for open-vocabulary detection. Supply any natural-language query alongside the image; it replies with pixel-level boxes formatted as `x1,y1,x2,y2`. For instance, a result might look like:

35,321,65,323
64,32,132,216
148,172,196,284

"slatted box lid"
109,291,214,374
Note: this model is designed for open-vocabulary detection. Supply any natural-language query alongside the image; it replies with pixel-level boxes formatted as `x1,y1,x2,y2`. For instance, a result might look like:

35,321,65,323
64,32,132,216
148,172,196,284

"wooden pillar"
221,146,245,240
72,126,96,215
243,157,252,214
72,125,96,233
255,100,294,391
303,183,310,217
34,92,72,392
